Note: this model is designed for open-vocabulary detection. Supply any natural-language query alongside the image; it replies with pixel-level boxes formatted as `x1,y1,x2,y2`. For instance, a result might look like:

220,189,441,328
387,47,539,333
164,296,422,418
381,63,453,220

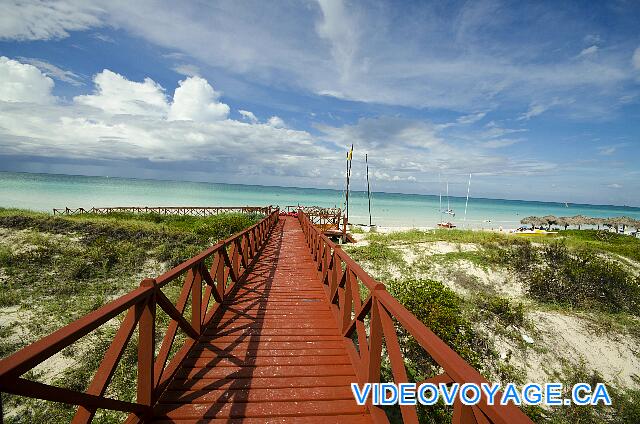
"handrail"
52,206,273,216
0,210,279,423
297,211,533,424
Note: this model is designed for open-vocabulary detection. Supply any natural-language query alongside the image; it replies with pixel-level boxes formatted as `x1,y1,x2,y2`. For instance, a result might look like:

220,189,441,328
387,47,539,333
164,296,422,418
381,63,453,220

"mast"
438,173,443,222
345,144,353,223
366,153,372,226
463,173,472,228
446,181,450,211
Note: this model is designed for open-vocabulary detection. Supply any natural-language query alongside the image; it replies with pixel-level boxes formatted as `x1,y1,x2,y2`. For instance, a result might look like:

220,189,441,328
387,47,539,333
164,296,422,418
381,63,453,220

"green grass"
351,227,640,423
554,229,640,262
0,208,262,422
367,227,640,263
368,228,512,245
525,242,640,316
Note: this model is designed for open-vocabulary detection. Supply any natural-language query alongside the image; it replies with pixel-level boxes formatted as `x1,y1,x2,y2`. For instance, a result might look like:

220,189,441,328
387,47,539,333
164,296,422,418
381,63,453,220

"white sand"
348,228,640,390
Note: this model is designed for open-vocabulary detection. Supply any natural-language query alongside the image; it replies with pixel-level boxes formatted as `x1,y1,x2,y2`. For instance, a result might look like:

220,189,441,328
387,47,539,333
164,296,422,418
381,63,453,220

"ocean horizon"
2,171,639,228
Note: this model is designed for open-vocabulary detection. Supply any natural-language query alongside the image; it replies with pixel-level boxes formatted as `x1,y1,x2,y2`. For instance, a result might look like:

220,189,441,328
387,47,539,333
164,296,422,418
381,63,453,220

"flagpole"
345,144,353,224
366,153,372,226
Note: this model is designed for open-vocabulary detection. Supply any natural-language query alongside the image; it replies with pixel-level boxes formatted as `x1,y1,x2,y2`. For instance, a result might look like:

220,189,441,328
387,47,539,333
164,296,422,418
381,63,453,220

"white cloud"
517,97,573,121
239,110,258,123
267,116,286,128
456,112,486,124
0,60,559,191
18,57,84,86
0,62,331,181
168,76,229,121
1,1,635,117
172,64,200,77
518,104,548,120
607,183,622,189
584,34,602,45
315,0,360,83
316,117,554,179
578,45,598,57
75,70,169,117
633,47,640,71
599,146,616,155
92,32,114,43
481,122,527,138
597,143,627,156
0,0,103,41
480,139,519,149
0,56,55,103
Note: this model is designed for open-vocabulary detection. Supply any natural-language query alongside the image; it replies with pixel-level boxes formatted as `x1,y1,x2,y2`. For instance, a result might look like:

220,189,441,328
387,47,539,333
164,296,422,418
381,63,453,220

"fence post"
137,278,156,418
192,267,202,334
342,216,348,243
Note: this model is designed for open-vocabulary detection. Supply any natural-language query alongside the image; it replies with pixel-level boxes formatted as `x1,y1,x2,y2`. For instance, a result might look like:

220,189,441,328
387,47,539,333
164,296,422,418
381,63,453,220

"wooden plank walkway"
153,216,371,423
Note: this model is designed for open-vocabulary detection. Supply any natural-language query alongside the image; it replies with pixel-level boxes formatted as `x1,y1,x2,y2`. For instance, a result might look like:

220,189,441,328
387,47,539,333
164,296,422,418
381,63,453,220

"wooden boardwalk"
0,211,533,423
153,217,371,422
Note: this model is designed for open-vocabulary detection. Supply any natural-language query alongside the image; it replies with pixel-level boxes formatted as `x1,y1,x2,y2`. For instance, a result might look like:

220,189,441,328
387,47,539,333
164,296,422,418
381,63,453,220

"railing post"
368,288,385,383
192,267,202,334
342,216,348,243
137,278,156,418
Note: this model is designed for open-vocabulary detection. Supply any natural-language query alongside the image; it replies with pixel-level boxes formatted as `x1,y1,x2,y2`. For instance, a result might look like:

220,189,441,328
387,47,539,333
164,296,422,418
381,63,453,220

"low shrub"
477,294,525,328
526,242,640,315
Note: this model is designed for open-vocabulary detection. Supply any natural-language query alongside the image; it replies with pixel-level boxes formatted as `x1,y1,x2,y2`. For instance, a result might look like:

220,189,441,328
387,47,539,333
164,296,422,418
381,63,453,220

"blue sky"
0,1,639,206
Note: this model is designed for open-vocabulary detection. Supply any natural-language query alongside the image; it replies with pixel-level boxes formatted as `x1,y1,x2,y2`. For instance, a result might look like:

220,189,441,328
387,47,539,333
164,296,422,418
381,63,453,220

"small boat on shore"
438,222,456,229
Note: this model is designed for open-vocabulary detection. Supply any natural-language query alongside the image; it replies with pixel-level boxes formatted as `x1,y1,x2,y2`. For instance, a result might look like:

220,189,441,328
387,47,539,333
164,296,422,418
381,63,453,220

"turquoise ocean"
1,172,639,229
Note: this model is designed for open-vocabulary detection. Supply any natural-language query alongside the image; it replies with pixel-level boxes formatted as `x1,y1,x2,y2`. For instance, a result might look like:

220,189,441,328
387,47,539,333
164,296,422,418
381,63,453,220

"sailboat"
443,182,455,216
438,179,456,228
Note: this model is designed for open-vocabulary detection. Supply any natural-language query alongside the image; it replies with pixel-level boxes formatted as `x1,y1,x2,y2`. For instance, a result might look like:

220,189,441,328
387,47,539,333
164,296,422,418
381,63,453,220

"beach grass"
0,208,262,422
347,226,640,423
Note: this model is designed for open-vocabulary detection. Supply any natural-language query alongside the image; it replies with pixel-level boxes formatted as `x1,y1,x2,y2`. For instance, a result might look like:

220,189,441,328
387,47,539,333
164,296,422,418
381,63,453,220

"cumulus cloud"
0,57,557,193
267,116,286,128
0,1,637,118
315,116,553,181
75,70,169,116
239,110,258,123
0,0,103,41
0,56,55,103
0,58,331,182
168,76,229,121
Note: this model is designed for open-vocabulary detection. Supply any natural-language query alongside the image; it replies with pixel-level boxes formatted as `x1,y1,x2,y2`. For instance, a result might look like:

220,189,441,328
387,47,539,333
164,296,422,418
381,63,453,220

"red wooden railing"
298,211,533,424
53,206,273,216
0,210,279,423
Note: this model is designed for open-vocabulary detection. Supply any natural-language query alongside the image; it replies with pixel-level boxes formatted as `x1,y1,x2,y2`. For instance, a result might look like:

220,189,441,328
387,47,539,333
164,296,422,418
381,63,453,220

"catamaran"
438,178,456,228
441,181,455,216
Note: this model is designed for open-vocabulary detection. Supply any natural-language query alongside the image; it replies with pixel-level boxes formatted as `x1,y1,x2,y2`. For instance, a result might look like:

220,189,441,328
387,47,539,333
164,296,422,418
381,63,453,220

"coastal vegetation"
345,226,640,423
0,208,263,422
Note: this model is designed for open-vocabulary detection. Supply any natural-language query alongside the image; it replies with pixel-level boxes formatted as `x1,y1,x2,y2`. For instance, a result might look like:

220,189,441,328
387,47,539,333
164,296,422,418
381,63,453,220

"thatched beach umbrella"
588,217,605,230
542,215,558,230
617,216,638,233
521,216,542,228
556,216,570,230
603,217,621,232
570,215,589,230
